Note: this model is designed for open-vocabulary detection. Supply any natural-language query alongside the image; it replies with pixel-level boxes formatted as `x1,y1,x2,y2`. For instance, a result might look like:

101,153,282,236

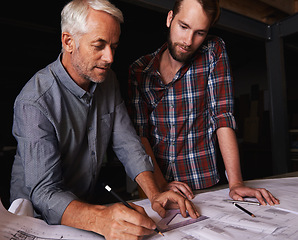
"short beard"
167,33,195,63
72,47,109,84
167,40,193,63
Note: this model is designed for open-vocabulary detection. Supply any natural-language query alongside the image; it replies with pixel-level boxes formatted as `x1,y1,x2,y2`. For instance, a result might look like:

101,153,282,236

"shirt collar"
53,54,97,99
142,39,211,86
143,43,167,74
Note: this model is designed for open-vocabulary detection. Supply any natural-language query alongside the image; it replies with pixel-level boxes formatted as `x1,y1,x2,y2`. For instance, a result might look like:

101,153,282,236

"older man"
10,0,198,239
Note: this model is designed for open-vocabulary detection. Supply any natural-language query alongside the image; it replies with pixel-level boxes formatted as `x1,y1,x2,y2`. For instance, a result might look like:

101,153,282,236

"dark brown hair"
172,0,220,26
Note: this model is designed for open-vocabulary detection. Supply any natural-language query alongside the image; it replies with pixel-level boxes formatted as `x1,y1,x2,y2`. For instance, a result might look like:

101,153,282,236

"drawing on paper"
10,230,38,240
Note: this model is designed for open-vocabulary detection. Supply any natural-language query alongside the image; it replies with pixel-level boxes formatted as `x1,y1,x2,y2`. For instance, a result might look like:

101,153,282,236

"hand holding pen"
104,184,164,237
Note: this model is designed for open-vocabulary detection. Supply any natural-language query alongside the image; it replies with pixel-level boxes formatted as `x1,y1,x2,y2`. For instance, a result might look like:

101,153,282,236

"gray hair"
61,0,124,42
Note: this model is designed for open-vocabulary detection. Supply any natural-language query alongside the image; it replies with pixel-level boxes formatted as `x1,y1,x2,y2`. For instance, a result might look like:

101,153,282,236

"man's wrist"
135,171,162,202
61,200,107,234
229,181,244,190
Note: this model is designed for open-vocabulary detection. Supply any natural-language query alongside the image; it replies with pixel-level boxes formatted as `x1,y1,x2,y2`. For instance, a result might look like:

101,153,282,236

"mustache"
95,63,111,69
176,43,192,51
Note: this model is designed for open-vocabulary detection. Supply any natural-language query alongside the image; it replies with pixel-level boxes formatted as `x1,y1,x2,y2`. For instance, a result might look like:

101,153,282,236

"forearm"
135,171,162,202
216,127,243,188
61,200,106,234
61,199,157,239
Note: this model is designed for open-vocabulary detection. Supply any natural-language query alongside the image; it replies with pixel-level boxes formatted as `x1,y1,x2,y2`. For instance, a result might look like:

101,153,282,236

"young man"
128,0,279,205
10,1,198,239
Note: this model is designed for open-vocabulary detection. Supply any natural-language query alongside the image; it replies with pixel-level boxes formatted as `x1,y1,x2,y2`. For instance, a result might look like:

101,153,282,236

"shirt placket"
167,86,176,167
83,94,97,183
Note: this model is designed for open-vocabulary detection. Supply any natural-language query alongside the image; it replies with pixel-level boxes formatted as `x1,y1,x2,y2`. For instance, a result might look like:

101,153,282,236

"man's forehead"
174,0,211,29
84,10,121,41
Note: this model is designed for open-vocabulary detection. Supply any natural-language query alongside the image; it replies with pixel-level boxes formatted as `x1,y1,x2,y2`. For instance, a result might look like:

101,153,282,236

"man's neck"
61,53,90,92
159,48,184,85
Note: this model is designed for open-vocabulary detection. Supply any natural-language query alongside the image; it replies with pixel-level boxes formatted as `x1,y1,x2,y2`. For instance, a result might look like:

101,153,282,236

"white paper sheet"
0,199,103,240
140,177,298,240
2,177,298,240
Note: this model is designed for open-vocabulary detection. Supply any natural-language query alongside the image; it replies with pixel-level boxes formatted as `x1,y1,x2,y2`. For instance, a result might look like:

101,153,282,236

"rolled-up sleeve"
11,101,78,224
207,38,237,132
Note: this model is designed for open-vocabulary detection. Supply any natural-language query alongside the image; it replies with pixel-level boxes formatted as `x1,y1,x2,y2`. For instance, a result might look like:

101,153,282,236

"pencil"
104,184,164,236
234,203,256,217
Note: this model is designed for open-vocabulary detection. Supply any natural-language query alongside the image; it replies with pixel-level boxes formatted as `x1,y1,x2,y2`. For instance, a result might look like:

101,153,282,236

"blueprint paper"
0,200,103,240
1,177,298,240
141,177,298,240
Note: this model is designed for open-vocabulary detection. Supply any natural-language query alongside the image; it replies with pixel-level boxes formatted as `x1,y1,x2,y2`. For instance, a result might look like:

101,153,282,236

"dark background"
1,0,297,208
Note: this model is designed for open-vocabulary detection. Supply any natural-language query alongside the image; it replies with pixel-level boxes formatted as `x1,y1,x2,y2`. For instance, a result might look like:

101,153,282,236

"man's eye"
94,45,105,50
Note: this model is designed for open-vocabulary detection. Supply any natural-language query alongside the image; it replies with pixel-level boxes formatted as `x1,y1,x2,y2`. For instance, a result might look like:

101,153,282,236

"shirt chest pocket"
98,112,114,145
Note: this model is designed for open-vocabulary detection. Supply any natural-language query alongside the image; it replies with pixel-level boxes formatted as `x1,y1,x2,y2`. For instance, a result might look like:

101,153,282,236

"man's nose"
183,31,193,46
102,46,114,64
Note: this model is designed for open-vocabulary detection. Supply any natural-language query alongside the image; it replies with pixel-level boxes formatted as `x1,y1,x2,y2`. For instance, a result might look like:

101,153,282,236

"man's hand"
61,200,156,240
162,181,194,200
150,190,200,219
135,171,199,220
96,203,157,240
229,183,280,206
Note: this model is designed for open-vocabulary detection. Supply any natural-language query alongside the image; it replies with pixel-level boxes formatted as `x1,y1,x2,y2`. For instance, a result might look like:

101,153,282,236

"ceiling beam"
220,0,288,24
117,0,270,40
259,0,298,15
117,0,174,12
217,9,269,40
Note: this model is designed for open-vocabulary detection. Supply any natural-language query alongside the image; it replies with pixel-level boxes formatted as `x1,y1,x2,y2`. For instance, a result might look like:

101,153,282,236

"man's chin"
88,73,107,84
90,78,106,84
172,53,192,63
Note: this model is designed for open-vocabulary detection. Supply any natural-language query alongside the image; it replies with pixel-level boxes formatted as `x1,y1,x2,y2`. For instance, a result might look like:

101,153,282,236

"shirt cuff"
212,112,237,131
33,191,78,225
128,155,154,181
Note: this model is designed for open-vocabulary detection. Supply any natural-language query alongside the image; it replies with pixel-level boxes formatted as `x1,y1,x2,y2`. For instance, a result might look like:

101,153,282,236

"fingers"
119,219,154,237
229,186,280,206
184,198,200,218
119,203,156,230
151,191,200,219
170,192,200,218
102,203,156,240
255,188,280,206
106,219,152,240
229,191,244,201
151,200,167,218
269,191,280,205
167,181,194,200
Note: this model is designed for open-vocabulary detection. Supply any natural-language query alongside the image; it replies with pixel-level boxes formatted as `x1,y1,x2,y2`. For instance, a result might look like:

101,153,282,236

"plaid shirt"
128,36,236,190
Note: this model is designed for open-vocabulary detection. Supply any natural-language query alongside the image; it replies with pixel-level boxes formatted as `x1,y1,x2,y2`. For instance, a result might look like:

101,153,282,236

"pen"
104,184,164,236
234,203,256,217
224,199,261,206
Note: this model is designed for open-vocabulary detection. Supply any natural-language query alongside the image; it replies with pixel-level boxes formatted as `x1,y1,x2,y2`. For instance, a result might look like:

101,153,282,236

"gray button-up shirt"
10,55,153,224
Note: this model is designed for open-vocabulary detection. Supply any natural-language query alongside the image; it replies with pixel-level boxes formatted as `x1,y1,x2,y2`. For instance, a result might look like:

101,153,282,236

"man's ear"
61,32,76,53
166,10,174,28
